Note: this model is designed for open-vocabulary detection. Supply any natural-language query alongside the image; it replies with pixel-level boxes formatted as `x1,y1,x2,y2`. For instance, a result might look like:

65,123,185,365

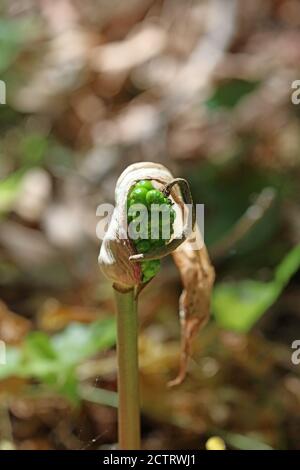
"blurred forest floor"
0,0,300,450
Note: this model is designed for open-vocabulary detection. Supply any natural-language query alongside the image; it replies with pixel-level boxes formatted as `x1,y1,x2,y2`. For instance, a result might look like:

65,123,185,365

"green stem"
114,288,141,450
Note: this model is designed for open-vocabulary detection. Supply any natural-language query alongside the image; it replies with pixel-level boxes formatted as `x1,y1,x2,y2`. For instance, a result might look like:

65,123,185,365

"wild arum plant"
99,162,215,449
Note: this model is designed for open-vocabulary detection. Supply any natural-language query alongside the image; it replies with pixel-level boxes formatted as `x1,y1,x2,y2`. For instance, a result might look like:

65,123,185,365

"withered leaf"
170,225,215,386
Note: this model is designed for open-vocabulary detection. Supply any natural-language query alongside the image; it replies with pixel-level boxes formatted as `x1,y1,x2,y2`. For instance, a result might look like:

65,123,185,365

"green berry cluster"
127,180,176,283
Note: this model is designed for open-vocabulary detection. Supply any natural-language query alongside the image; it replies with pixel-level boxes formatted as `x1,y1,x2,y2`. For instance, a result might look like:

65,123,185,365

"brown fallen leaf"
0,301,31,345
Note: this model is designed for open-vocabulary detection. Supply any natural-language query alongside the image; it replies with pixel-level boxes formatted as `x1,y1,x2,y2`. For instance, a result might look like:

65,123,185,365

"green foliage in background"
213,244,300,332
0,133,48,214
0,318,116,403
221,431,273,450
187,162,287,258
0,170,22,213
206,79,260,110
0,15,41,74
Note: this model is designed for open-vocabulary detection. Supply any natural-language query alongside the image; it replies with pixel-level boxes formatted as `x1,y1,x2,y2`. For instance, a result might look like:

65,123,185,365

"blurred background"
0,0,300,450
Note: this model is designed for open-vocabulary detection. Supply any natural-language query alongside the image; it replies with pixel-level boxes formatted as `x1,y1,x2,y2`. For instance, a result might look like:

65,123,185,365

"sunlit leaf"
223,431,273,450
52,318,116,365
0,318,116,403
213,244,300,332
0,18,37,73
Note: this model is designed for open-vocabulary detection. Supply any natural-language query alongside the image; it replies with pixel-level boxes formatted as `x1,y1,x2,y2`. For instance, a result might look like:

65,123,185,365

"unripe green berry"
146,189,164,206
136,180,153,191
130,187,148,205
128,204,147,220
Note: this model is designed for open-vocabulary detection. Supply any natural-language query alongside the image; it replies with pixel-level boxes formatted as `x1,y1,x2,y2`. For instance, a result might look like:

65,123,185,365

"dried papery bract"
98,204,141,292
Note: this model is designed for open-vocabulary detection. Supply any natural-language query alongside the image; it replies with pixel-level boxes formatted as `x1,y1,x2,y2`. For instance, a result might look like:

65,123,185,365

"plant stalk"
114,288,140,450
